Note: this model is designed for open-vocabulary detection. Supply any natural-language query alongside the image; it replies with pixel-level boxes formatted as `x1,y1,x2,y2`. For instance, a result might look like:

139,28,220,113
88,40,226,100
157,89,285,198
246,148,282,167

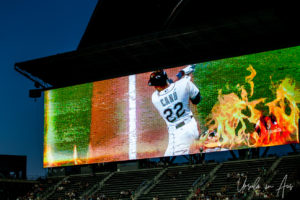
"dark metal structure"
15,1,300,89
0,155,27,179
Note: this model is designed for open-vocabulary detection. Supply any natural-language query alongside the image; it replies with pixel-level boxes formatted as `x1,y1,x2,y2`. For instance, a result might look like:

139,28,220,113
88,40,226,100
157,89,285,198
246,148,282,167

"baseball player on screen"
148,65,202,156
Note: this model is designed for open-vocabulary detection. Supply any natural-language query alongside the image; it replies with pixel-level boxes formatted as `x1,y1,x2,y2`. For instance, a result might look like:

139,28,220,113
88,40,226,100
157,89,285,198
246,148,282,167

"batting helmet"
148,69,168,86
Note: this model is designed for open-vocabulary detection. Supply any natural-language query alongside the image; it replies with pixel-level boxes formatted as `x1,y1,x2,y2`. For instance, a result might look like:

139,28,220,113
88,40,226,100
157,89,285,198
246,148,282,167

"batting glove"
182,64,196,75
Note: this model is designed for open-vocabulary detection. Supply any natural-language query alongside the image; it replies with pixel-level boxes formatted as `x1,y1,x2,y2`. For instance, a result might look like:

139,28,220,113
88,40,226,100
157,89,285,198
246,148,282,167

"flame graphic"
73,145,83,165
198,65,299,151
44,145,55,167
245,65,256,97
73,145,78,165
251,78,300,146
44,144,85,167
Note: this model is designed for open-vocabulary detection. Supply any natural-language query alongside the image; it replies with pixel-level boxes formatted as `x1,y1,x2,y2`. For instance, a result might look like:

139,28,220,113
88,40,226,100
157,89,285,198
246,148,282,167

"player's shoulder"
175,75,191,86
151,90,157,97
151,90,159,101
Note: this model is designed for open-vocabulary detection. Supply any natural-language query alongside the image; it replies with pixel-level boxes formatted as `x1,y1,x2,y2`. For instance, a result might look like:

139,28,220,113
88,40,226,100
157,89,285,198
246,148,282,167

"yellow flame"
45,145,55,167
73,145,78,165
245,65,256,97
198,65,299,151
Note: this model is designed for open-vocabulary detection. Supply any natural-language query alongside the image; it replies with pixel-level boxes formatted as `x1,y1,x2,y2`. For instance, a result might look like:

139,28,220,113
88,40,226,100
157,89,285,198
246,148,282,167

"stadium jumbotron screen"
44,45,300,167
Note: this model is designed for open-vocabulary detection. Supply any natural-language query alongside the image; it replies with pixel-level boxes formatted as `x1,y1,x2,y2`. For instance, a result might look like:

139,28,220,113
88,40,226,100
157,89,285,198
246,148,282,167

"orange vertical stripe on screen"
88,77,129,164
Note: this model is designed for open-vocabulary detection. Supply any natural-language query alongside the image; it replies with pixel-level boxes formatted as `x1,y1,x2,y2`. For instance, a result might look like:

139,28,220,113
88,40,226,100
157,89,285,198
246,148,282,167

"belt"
175,116,193,129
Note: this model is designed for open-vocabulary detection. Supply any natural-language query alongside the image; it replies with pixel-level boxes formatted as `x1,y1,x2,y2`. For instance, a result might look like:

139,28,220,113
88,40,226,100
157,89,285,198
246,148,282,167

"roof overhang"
15,2,300,89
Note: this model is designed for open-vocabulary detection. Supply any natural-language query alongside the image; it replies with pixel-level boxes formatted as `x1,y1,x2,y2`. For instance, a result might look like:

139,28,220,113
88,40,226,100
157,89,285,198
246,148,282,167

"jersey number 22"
163,102,185,123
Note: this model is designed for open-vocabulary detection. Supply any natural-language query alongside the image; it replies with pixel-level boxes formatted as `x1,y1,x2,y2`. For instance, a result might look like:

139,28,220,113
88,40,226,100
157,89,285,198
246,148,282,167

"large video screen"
44,46,300,167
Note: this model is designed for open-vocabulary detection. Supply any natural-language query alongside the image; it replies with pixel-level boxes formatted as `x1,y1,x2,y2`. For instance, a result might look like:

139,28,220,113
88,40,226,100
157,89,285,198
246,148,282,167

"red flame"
196,65,299,151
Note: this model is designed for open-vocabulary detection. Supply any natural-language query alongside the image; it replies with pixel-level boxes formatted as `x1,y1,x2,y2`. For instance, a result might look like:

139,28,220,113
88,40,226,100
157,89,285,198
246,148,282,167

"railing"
186,163,223,200
132,180,150,199
41,176,70,200
245,157,281,200
192,176,201,187
80,172,115,199
141,168,167,196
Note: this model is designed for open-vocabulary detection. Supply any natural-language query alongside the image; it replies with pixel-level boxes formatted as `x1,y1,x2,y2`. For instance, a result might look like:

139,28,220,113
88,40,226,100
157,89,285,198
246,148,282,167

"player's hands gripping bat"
176,64,196,80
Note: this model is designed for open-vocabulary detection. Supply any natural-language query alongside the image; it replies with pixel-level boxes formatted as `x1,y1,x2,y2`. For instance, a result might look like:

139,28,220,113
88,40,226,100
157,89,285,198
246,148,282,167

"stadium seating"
2,153,299,200
203,157,277,198
92,168,162,199
139,163,218,200
47,173,109,200
269,154,300,186
256,154,300,199
33,176,64,199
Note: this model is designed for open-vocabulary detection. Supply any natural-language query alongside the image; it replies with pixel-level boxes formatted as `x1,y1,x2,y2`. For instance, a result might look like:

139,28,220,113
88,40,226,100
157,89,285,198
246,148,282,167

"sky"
0,0,298,179
0,0,98,178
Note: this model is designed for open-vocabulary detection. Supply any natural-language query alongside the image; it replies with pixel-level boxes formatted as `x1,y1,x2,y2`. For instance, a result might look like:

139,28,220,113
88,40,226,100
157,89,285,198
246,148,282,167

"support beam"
230,150,237,160
192,154,200,164
182,155,190,163
289,144,297,153
261,147,270,157
200,152,205,164
170,156,177,164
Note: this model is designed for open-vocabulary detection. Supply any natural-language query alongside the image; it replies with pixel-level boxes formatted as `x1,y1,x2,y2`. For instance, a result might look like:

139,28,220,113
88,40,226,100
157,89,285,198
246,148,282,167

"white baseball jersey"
151,76,200,156
152,76,199,127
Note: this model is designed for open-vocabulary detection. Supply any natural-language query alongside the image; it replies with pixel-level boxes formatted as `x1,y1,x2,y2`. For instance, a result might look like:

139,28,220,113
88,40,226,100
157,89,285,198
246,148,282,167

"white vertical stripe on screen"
129,75,137,159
